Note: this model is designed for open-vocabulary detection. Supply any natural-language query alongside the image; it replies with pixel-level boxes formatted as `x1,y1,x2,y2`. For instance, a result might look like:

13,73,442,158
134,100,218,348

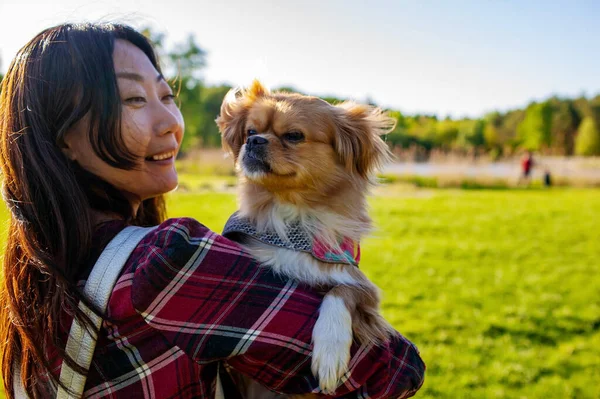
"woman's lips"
145,155,174,166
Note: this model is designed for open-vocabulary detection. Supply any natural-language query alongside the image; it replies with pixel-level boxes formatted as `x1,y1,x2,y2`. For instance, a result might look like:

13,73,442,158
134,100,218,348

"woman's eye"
247,129,258,136
163,94,177,103
124,96,146,104
283,131,305,142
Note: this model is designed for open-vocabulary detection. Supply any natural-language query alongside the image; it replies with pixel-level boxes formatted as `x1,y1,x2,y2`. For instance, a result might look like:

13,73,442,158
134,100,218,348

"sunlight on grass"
1,181,599,398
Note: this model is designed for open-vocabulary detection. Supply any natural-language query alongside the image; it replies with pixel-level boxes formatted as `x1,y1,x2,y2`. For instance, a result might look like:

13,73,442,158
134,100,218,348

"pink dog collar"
312,237,360,265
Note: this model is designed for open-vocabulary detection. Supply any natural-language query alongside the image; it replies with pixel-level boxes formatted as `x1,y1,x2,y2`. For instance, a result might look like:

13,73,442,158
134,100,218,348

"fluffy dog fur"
216,81,396,397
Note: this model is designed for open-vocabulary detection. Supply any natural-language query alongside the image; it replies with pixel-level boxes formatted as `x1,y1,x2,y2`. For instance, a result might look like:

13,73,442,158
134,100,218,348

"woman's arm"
130,218,424,398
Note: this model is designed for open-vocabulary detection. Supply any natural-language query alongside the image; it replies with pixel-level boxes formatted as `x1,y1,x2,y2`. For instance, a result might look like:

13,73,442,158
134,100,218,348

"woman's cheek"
122,120,151,158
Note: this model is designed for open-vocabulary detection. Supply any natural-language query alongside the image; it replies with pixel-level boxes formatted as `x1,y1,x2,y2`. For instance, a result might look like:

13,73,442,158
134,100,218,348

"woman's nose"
154,103,183,137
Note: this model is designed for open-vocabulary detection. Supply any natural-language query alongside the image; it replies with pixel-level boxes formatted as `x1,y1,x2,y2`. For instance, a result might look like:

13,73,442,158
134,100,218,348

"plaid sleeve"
131,218,425,398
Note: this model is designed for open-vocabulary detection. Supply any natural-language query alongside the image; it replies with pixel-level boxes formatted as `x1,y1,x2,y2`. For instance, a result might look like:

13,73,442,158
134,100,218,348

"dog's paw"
311,295,353,394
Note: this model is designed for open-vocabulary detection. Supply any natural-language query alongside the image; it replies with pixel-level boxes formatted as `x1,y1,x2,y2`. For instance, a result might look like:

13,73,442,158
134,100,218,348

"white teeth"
149,151,175,161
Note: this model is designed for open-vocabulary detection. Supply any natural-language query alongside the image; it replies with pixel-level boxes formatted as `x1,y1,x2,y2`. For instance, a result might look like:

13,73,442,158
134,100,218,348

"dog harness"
223,211,360,266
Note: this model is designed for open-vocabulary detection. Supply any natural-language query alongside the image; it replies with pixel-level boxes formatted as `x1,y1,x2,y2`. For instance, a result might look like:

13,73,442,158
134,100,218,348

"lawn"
1,183,599,398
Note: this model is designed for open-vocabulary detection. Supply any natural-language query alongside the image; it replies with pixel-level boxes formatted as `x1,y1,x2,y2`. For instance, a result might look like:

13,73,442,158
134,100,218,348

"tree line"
1,29,599,157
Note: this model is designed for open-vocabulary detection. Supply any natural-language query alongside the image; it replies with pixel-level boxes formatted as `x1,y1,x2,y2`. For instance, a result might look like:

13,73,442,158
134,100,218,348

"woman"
0,23,425,398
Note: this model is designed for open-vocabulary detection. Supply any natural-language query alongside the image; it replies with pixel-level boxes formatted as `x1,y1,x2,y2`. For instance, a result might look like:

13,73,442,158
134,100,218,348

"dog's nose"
246,135,268,149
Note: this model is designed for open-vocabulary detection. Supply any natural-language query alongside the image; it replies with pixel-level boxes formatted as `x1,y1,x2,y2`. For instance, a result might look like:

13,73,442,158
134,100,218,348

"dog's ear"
246,79,269,101
216,80,269,159
333,102,395,179
216,88,247,159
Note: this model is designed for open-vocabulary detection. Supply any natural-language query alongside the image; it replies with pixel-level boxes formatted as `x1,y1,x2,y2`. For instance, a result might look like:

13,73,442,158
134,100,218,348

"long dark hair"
0,23,167,398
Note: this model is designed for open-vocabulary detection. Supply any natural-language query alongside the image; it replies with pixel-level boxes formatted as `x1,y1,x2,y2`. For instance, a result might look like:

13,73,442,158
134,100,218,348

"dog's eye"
283,131,305,143
247,129,258,136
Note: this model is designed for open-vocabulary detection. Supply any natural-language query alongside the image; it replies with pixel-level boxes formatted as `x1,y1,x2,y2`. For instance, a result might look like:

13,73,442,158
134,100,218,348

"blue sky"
0,0,598,118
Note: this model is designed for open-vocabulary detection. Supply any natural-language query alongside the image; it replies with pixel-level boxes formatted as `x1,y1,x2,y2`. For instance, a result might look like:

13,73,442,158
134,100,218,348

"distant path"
384,157,600,183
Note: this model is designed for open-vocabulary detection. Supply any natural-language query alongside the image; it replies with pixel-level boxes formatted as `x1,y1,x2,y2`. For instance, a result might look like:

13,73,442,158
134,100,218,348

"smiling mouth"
145,150,176,162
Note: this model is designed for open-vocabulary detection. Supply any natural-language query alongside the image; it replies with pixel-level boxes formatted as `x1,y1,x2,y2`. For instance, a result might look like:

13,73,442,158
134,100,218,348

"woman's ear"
59,113,92,162
333,102,395,179
59,130,79,162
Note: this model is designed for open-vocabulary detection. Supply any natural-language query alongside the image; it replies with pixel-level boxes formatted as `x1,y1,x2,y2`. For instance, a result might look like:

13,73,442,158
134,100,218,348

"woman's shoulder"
128,217,253,275
143,216,213,246
138,217,243,256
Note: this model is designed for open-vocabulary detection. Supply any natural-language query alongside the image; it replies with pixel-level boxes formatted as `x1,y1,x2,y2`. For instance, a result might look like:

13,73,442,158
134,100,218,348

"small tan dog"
217,81,395,397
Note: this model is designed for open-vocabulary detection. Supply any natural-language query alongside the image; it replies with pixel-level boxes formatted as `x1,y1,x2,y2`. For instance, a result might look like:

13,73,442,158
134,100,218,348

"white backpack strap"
49,225,154,399
215,366,225,399
13,225,155,398
13,362,28,399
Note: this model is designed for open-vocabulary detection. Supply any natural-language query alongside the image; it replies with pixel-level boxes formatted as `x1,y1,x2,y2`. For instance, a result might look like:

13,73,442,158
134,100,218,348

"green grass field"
2,182,599,398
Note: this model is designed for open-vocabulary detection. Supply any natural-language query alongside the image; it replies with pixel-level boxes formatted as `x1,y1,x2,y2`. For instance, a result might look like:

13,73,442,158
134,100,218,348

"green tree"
321,95,346,105
455,119,485,149
483,112,503,149
405,115,437,139
168,34,206,88
177,82,204,151
573,96,591,121
517,101,553,150
198,84,233,147
498,109,525,151
550,99,581,155
436,119,459,149
575,117,600,156
274,86,302,94
388,110,406,131
386,110,415,148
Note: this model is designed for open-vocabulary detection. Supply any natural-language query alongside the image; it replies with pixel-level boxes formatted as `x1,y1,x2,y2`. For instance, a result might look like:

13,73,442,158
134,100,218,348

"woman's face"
63,39,184,209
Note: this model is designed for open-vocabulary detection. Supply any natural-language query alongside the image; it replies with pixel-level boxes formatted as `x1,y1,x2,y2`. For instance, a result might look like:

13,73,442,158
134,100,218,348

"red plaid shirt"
54,217,424,398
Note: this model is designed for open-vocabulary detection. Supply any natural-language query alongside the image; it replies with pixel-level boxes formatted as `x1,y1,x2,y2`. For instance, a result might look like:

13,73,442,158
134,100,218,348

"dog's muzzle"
242,135,270,173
